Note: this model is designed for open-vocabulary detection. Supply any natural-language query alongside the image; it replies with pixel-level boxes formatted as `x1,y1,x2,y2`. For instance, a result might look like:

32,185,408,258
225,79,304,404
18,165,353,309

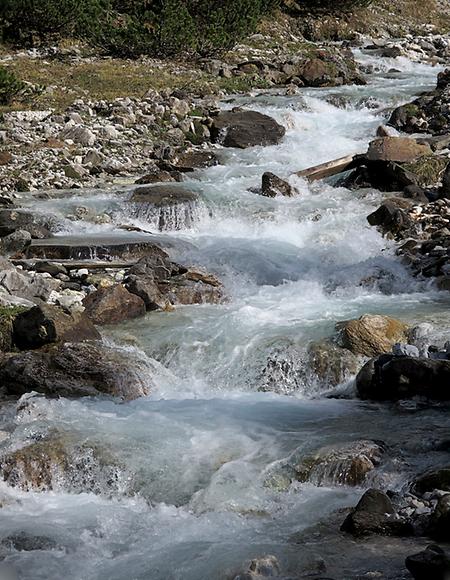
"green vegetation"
0,66,26,104
0,305,28,352
0,0,375,57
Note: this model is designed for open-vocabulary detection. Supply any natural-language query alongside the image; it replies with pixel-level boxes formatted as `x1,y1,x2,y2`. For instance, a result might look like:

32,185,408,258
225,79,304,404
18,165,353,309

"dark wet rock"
130,184,198,206
26,235,169,262
260,172,295,198
162,269,225,306
413,467,450,495
0,209,53,239
341,489,413,537
366,198,414,233
0,230,32,256
428,494,450,541
125,274,167,311
405,544,450,580
12,304,100,350
0,341,151,400
33,261,68,276
440,160,450,199
83,284,146,325
0,431,128,494
163,150,218,172
127,252,180,280
356,354,450,401
389,69,450,136
336,314,409,357
210,110,285,149
403,185,429,204
126,256,224,309
307,340,360,387
0,532,58,552
135,169,182,185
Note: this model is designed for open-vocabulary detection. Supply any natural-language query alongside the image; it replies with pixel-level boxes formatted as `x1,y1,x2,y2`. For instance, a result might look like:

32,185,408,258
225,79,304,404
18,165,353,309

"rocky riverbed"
0,29,450,580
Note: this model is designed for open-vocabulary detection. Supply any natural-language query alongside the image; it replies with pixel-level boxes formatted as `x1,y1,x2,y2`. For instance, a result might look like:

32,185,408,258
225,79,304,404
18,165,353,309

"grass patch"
0,55,217,112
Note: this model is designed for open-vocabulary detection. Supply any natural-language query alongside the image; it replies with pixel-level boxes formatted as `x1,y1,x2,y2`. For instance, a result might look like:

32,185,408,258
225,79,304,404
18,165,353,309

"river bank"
0,6,450,580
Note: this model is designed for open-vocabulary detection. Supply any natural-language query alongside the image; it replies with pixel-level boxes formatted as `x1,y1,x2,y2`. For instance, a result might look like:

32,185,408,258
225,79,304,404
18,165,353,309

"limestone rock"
366,137,432,163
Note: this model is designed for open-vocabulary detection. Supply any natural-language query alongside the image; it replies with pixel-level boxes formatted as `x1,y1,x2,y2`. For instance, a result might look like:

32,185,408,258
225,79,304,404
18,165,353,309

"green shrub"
0,0,105,44
0,66,26,105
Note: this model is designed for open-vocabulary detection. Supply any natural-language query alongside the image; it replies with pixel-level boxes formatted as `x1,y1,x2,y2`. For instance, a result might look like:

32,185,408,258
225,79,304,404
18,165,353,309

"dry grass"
0,54,216,112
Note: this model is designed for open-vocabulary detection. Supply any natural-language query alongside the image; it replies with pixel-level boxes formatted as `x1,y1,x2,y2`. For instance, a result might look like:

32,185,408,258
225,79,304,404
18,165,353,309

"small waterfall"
125,199,209,231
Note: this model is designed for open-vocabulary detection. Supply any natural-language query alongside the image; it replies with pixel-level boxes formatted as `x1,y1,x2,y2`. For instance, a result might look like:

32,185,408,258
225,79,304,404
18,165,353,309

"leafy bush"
0,0,373,57
0,66,26,105
0,0,105,43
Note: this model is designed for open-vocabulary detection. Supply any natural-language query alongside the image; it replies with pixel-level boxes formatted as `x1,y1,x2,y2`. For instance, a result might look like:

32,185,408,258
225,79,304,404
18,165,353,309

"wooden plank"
294,154,364,182
12,259,137,270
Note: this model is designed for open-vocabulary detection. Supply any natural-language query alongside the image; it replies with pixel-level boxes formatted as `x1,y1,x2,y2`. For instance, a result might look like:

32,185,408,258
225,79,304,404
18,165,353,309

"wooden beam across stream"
12,259,136,270
294,153,364,182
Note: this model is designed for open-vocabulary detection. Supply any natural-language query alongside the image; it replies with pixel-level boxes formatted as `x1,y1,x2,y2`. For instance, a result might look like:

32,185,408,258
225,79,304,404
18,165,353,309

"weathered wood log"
295,154,364,181
12,259,137,270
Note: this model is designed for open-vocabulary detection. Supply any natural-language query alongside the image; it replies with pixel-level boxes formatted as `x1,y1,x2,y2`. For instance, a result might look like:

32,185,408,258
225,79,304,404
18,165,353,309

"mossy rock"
403,155,448,187
0,305,29,352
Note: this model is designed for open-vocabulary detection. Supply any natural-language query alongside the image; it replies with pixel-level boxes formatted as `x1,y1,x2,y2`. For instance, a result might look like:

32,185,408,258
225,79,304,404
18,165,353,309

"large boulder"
12,304,100,350
341,489,412,537
210,110,285,149
405,545,450,580
83,284,146,325
366,137,432,163
0,342,151,400
336,314,409,357
356,354,450,400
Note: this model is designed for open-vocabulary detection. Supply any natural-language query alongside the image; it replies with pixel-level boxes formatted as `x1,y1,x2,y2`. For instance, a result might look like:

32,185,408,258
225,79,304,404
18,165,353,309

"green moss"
403,156,448,187
0,305,29,352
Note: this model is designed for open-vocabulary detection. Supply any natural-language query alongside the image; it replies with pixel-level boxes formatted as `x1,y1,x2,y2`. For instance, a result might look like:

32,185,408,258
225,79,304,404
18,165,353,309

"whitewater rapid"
2,52,450,579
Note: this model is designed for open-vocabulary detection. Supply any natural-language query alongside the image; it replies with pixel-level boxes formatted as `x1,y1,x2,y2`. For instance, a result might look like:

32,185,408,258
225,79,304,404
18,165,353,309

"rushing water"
2,53,450,579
